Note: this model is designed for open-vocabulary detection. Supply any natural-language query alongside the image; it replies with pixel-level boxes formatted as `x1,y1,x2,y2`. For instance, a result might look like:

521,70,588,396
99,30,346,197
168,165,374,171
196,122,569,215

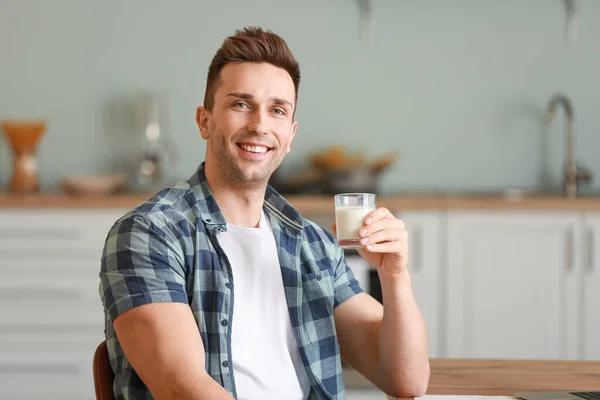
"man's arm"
100,214,233,399
334,272,429,398
331,209,430,397
113,302,233,400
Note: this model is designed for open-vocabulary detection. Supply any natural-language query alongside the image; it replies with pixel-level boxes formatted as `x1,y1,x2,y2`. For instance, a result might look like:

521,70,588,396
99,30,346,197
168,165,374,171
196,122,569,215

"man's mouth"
237,143,272,154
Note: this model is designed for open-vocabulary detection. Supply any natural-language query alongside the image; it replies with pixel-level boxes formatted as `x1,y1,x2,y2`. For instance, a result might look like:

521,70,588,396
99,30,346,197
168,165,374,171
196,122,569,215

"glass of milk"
334,193,376,249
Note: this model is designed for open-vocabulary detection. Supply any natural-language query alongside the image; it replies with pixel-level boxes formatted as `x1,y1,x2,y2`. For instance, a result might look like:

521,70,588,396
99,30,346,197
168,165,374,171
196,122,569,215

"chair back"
93,341,116,400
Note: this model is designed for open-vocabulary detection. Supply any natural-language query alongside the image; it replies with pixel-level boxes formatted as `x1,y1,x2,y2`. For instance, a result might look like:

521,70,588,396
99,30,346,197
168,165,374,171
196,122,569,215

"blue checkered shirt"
99,164,364,399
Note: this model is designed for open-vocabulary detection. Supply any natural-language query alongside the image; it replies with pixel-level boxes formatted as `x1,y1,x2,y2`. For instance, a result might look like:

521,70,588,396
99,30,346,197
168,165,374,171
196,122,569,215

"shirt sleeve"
327,234,364,308
99,214,189,322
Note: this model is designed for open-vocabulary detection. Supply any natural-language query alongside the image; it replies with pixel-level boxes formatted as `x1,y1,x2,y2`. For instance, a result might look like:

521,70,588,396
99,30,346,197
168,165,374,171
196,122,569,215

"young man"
99,26,429,400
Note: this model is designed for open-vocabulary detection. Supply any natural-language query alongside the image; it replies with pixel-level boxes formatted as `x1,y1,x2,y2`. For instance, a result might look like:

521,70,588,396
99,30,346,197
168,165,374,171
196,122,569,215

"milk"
335,205,372,241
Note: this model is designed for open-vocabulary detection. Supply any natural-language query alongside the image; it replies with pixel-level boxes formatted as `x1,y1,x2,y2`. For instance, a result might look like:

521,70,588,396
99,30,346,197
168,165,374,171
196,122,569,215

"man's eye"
233,103,247,108
273,108,285,115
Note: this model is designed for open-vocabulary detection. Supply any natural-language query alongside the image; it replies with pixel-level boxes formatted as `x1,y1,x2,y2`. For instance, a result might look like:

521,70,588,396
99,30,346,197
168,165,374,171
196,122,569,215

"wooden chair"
93,341,116,400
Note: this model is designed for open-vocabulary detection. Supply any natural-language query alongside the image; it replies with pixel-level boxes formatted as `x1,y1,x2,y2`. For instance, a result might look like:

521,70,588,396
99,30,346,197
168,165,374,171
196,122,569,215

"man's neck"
204,164,266,228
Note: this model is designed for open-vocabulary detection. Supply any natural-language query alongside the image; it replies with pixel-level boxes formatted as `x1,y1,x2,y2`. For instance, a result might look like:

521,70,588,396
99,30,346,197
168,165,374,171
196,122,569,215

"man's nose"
246,109,269,135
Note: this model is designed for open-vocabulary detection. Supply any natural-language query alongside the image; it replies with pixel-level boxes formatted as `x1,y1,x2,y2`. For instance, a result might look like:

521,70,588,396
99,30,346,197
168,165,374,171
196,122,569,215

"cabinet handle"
412,225,423,271
566,228,574,271
588,228,595,272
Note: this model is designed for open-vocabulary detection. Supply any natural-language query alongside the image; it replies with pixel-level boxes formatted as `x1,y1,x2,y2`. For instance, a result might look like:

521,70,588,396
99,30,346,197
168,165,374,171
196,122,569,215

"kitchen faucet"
545,93,591,198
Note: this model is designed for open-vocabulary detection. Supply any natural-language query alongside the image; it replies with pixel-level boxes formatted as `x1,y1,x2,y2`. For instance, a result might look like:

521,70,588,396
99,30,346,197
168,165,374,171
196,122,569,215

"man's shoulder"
111,180,201,238
301,217,336,245
297,217,345,266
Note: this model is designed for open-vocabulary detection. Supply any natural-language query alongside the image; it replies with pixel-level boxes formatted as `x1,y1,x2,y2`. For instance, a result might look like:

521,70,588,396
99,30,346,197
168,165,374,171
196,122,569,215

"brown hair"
203,26,301,116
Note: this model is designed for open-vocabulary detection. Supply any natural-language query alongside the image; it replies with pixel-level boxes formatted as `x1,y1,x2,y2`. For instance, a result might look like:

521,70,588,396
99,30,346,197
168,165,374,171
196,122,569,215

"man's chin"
228,167,273,186
242,172,272,185
219,157,281,186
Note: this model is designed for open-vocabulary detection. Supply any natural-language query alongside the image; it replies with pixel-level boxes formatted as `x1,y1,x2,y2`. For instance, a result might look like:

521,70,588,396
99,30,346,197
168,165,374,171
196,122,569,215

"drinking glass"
334,193,376,249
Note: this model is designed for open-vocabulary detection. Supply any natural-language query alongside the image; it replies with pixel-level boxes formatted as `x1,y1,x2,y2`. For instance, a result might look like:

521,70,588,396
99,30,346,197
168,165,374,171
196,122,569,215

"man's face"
197,62,298,188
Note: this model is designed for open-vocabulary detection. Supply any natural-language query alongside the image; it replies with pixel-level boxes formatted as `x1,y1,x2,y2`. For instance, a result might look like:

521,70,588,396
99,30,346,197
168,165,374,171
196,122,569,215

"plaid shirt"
99,164,364,400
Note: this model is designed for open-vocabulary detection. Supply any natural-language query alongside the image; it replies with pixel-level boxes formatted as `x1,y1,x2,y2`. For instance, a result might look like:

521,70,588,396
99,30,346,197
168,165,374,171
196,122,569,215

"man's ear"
286,120,298,154
196,106,210,139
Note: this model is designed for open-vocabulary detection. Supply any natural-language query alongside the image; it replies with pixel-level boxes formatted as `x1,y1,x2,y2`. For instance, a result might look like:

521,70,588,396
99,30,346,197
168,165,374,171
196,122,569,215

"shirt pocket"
301,270,337,346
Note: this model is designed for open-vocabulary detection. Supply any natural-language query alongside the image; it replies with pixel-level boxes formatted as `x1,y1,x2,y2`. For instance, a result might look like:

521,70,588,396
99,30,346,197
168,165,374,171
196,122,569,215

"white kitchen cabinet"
0,209,128,399
581,212,600,360
445,211,582,360
397,211,443,358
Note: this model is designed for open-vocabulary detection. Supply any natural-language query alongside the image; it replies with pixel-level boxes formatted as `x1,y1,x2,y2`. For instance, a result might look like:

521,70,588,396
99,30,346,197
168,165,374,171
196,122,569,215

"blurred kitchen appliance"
307,147,399,194
1,120,46,193
132,92,176,188
368,268,383,305
326,168,378,194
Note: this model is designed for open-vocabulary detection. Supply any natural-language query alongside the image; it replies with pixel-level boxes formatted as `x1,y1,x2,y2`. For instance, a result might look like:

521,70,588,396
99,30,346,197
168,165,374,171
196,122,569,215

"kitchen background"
1,0,599,195
2,1,600,400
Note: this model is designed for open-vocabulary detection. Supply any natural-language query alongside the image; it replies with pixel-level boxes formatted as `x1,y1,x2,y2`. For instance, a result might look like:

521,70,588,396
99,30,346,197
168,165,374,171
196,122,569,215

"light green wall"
1,0,599,194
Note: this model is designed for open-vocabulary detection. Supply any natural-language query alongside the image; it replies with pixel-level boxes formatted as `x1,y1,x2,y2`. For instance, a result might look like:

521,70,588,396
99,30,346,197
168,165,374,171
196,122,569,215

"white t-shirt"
216,210,311,400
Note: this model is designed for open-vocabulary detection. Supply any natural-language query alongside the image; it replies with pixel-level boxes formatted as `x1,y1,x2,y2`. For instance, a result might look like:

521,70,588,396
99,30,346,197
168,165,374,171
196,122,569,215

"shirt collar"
188,162,303,232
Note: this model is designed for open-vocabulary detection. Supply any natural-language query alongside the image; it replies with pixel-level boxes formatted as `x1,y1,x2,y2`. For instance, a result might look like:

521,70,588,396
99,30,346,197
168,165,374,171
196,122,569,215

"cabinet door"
397,211,443,358
582,213,600,360
0,209,127,399
445,211,581,360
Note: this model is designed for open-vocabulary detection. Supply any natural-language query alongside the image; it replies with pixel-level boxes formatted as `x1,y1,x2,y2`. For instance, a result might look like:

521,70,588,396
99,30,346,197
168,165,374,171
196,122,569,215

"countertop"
1,192,600,212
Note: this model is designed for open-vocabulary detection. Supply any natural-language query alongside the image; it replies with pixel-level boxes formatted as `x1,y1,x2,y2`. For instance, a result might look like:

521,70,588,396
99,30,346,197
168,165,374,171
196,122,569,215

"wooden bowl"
59,174,127,196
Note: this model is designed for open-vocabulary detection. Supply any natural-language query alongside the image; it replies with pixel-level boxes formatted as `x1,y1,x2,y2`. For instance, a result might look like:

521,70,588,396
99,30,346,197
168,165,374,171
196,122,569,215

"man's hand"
333,207,408,277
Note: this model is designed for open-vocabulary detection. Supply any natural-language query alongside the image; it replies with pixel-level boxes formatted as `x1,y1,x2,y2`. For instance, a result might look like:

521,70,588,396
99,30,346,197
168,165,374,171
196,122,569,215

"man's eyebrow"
225,92,293,109
270,96,294,109
226,92,253,100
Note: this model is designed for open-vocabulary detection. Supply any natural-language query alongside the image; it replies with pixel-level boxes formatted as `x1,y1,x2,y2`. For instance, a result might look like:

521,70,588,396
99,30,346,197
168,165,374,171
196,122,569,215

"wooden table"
346,358,600,399
428,359,600,395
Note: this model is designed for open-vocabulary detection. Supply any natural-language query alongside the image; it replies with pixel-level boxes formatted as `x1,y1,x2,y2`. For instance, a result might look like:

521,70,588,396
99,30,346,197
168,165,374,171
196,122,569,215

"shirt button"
316,274,322,281
222,360,229,368
225,282,232,289
221,319,229,326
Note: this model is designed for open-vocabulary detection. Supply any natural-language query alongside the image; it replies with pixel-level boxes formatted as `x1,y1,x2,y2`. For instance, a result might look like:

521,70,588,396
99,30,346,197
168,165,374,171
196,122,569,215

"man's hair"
203,26,301,115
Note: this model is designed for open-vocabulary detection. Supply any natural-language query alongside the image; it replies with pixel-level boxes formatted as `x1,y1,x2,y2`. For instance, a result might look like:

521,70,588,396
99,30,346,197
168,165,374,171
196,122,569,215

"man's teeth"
239,144,268,153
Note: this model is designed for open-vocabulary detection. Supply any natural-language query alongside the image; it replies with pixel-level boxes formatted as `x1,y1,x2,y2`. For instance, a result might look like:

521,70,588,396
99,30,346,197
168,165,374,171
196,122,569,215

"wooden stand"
1,120,46,193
